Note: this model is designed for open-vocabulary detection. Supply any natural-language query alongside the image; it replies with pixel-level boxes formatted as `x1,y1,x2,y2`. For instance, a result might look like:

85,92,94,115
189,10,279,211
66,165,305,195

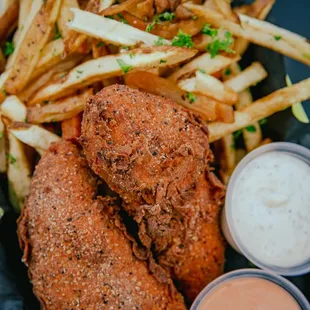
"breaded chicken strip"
80,85,225,302
17,141,185,310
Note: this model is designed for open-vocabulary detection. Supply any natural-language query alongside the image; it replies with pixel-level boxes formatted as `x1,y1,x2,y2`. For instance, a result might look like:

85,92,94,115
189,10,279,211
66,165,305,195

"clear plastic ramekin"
222,142,310,276
190,269,310,310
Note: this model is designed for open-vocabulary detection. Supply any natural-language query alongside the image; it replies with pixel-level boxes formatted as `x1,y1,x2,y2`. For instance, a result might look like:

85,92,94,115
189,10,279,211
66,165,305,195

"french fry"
57,0,79,38
27,88,92,123
224,62,268,93
233,0,275,55
6,0,43,70
99,0,116,11
125,71,234,122
1,96,27,122
9,122,61,151
5,0,62,94
184,3,310,65
61,113,83,141
178,71,238,105
20,56,85,104
68,8,171,46
213,0,240,23
168,53,240,82
92,39,110,59
7,131,32,212
100,0,141,16
259,137,272,146
0,118,6,172
208,77,310,142
0,70,10,103
0,0,19,41
30,46,197,103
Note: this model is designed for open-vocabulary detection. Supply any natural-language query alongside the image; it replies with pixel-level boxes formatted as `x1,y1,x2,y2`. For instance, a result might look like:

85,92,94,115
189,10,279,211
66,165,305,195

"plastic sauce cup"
222,142,310,276
190,269,310,310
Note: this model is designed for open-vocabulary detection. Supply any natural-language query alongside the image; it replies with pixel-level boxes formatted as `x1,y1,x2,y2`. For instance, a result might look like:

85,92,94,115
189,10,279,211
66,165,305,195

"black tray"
0,0,309,308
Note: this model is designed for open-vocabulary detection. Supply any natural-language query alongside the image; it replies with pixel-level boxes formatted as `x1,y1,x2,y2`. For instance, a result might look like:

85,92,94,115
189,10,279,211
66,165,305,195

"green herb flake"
76,70,83,74
245,125,257,132
129,53,135,59
0,132,3,139
154,37,164,46
186,92,196,103
146,11,175,32
172,30,194,48
116,59,132,74
198,68,206,74
259,118,267,126
1,87,7,96
233,130,242,140
6,154,16,165
117,13,128,24
106,15,114,20
97,41,105,47
206,31,234,58
160,59,167,64
224,68,232,75
53,23,62,40
122,46,130,51
192,16,198,20
274,35,282,41
4,41,14,57
201,24,218,37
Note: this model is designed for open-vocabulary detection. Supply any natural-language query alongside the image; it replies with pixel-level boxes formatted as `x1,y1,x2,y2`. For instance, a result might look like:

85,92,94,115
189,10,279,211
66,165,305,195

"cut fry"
213,0,240,23
0,118,6,172
5,0,62,94
99,0,116,11
224,62,268,93
57,0,79,38
209,77,310,142
61,114,82,141
100,0,141,16
68,8,171,46
178,71,238,105
0,70,10,103
27,88,92,123
9,122,61,151
125,71,234,122
7,131,32,212
0,0,18,41
18,0,32,30
1,96,27,122
30,46,197,103
184,3,310,65
169,53,240,82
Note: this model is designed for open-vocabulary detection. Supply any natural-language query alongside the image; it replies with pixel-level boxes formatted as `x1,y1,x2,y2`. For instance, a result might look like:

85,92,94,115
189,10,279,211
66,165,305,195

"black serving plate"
0,0,309,309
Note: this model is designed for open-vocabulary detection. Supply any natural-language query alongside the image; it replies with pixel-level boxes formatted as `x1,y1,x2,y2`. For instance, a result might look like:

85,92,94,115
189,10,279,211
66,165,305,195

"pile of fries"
0,0,310,211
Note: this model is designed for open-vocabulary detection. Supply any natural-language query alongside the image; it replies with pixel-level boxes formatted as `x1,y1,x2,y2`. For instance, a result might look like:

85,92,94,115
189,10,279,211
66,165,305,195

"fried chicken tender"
80,85,226,303
17,141,185,310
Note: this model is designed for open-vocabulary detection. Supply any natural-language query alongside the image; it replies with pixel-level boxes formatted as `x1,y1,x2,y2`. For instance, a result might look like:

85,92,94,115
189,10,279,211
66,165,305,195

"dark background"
0,0,309,309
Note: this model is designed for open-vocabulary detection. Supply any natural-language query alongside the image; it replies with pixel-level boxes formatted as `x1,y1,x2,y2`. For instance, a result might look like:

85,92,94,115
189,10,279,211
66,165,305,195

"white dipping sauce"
232,152,310,268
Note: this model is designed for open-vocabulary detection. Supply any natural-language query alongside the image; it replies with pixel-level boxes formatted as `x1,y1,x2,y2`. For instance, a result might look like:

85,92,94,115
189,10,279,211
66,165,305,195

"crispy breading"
80,85,225,302
17,141,185,310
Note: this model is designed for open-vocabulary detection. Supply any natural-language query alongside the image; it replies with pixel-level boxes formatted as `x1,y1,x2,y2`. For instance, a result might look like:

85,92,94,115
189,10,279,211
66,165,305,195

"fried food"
17,141,185,310
80,85,226,302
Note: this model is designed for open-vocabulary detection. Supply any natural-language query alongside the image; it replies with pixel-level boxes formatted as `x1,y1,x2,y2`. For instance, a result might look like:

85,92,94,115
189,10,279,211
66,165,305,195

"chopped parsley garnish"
53,23,62,40
198,68,206,74
172,30,194,48
274,35,282,41
6,154,16,165
116,59,132,74
146,11,175,32
245,125,257,132
76,70,83,74
1,87,7,96
201,24,218,37
97,41,105,47
233,130,242,140
259,118,267,126
224,68,232,75
186,92,196,103
192,16,198,20
129,52,135,59
117,13,128,24
206,31,234,58
4,41,14,57
160,59,167,64
122,46,129,51
154,37,164,46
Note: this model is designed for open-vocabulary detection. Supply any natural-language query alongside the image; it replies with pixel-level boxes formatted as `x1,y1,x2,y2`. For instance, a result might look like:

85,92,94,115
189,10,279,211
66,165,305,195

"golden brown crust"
80,85,226,302
17,141,185,310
